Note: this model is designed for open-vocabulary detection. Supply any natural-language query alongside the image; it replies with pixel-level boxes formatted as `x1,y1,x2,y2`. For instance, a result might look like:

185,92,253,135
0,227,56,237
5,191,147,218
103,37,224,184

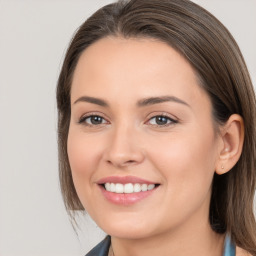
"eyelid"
146,112,178,121
78,111,110,124
145,112,178,126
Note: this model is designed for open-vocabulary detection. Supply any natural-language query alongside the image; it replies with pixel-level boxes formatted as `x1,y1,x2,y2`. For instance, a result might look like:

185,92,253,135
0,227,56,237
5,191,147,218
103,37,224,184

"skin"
68,37,244,256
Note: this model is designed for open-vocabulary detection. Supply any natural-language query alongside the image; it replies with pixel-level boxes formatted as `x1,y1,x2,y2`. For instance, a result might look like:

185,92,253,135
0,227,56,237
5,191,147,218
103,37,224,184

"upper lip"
97,175,158,185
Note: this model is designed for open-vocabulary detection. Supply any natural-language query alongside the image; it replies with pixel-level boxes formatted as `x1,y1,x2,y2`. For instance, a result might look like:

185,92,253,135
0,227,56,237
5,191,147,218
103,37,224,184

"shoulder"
236,246,252,256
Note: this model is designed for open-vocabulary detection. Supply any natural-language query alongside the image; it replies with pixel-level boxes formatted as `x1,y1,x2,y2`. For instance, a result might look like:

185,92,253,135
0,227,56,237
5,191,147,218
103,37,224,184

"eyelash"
147,114,178,127
78,113,178,127
78,114,109,126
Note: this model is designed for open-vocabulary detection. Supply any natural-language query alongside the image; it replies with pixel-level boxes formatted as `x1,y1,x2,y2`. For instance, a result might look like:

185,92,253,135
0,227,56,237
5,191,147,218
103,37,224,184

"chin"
106,227,153,240
96,217,159,240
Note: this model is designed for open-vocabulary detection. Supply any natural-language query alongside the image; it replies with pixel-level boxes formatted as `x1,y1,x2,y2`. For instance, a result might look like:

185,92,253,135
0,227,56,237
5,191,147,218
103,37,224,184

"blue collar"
223,235,236,256
86,234,236,256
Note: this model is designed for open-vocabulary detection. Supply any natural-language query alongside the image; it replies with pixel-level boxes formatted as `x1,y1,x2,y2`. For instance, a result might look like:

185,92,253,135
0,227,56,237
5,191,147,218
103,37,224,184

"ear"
215,114,244,175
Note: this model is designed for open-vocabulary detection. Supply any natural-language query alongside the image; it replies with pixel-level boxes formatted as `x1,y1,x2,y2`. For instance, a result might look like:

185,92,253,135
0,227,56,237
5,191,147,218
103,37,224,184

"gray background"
0,0,255,255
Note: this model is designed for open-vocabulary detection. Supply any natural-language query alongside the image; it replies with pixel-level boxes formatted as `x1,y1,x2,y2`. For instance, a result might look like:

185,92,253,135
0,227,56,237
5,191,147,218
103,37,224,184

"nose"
103,123,145,168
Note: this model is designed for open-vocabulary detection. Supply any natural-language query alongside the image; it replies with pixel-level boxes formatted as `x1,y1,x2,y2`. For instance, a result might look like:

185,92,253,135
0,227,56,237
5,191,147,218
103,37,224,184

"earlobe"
216,114,244,175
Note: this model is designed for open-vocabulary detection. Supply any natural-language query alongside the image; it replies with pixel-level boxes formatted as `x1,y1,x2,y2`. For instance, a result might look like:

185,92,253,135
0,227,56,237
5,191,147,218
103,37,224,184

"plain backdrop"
0,1,255,255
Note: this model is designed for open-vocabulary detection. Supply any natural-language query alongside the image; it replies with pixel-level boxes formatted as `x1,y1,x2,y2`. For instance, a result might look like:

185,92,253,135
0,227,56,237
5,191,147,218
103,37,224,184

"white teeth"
147,184,155,191
115,183,124,193
104,183,156,193
105,183,111,191
134,183,141,192
141,184,148,191
110,183,115,192
124,183,133,193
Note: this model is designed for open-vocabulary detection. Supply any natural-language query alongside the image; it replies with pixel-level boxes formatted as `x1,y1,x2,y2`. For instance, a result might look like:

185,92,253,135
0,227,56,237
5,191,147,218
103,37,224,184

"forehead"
71,36,209,109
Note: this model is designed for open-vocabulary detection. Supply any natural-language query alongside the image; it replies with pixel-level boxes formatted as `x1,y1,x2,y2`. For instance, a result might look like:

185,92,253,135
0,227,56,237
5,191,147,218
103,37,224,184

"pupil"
91,116,102,124
156,116,167,125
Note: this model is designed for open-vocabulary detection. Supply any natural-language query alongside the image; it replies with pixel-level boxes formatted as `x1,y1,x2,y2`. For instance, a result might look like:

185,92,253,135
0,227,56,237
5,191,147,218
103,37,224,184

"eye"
79,115,108,125
148,115,177,126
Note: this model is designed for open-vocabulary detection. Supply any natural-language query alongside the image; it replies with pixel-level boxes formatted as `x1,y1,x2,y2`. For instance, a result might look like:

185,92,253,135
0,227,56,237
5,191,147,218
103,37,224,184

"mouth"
97,176,160,205
101,182,159,194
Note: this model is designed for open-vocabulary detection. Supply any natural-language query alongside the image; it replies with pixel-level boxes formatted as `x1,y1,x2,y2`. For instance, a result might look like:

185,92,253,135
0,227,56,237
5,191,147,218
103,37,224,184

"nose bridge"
104,119,144,167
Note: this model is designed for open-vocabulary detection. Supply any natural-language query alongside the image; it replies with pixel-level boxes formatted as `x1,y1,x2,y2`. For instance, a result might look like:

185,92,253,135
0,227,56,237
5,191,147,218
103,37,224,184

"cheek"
151,131,216,171
67,129,103,197
147,127,218,202
67,128,102,170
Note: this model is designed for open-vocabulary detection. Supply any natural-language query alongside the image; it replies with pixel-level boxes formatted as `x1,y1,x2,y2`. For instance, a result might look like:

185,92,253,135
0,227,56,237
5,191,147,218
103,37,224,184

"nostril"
127,160,135,163
122,160,137,166
106,159,137,167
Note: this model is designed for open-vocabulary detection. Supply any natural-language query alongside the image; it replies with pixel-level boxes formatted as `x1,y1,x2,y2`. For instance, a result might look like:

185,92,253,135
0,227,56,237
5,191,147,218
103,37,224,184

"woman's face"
68,37,222,239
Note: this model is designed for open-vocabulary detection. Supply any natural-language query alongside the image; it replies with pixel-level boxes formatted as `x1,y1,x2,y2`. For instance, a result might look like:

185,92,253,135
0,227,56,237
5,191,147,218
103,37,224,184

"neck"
110,221,225,256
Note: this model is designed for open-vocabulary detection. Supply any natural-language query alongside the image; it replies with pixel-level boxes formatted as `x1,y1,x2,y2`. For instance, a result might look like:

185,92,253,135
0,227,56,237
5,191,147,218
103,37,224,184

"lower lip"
99,185,157,205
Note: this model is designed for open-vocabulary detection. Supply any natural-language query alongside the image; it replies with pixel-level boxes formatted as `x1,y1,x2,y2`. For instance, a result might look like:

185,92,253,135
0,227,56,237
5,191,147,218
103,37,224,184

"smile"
104,183,156,194
97,176,160,205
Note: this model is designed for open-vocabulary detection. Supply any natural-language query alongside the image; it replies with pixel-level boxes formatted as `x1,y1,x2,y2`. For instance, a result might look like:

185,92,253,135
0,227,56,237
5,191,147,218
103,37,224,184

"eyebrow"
137,96,190,107
73,96,108,107
73,95,190,108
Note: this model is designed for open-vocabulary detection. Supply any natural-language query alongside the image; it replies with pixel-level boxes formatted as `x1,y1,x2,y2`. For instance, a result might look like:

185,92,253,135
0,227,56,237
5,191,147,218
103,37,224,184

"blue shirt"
86,234,236,256
223,235,236,256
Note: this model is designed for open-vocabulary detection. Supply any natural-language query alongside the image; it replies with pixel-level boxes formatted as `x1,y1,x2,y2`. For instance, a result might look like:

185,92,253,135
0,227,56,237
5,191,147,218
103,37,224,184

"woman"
56,0,256,255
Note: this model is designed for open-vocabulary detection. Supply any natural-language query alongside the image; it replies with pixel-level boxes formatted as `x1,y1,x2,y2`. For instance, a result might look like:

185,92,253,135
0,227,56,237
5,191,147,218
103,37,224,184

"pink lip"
97,176,159,205
97,175,156,185
99,186,157,205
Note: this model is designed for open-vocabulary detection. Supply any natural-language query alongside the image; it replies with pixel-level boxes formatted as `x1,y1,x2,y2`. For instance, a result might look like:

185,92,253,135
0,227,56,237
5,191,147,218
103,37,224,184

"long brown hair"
56,0,256,253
